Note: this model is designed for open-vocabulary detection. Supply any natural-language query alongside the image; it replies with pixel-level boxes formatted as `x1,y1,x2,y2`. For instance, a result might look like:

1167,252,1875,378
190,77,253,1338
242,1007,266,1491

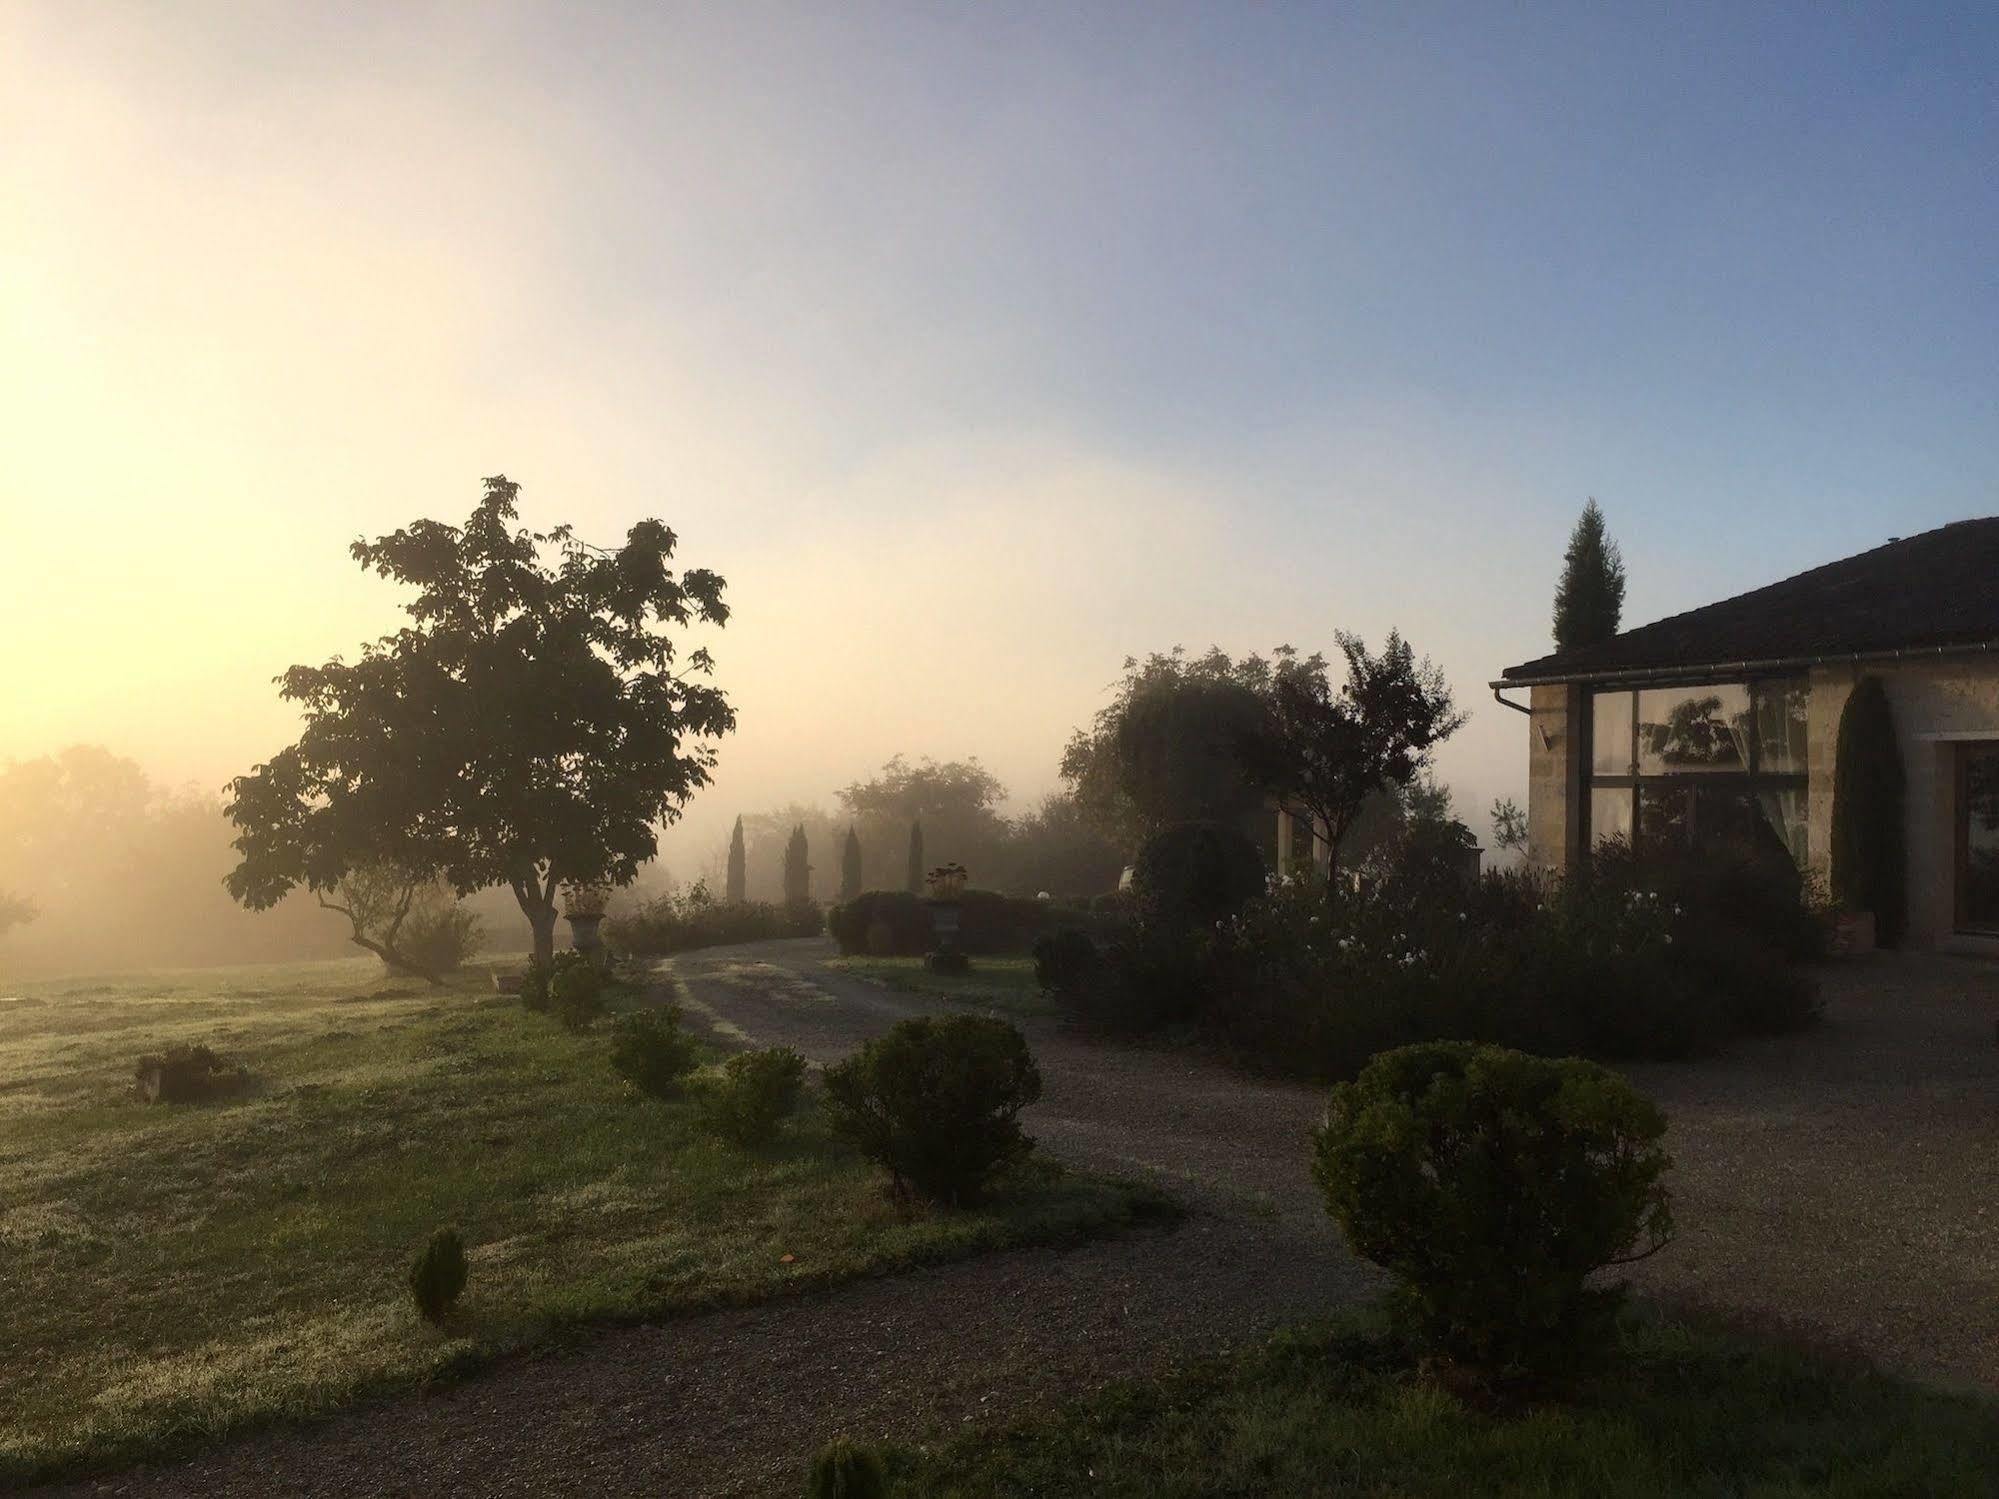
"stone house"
1495,519,1999,952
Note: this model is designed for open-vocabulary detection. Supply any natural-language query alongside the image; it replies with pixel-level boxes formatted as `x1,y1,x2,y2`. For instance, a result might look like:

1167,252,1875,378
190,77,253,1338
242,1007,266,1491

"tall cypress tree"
725,815,747,904
840,826,864,902
906,820,925,893
1830,676,1905,946
1552,499,1627,649
782,824,811,906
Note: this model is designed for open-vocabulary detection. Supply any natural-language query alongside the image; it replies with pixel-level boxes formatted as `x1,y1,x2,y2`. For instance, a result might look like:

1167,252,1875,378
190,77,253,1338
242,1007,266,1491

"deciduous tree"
225,475,735,966
1236,635,1466,886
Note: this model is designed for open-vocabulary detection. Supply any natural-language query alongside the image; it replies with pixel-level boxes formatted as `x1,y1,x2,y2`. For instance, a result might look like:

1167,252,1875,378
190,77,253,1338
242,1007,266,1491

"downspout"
1492,685,1533,715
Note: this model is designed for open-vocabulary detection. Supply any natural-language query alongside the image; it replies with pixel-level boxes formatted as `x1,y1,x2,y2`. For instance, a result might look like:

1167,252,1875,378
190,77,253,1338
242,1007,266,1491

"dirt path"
51,943,1999,1496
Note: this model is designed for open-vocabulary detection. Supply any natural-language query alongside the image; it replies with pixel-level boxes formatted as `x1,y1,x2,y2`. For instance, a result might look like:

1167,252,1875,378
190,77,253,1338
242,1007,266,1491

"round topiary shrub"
821,1014,1043,1205
608,1006,701,1099
1031,928,1099,994
1132,820,1266,933
698,1045,807,1146
1312,1041,1673,1378
408,1226,468,1325
805,1436,887,1499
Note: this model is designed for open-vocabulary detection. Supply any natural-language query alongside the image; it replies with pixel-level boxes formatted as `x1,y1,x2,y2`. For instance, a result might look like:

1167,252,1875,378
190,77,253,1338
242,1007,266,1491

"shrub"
397,899,483,974
133,1043,248,1104
1313,1042,1673,1378
1032,928,1099,993
1830,675,1906,946
408,1226,469,1325
520,950,592,1013
1131,821,1265,933
608,1006,701,1099
828,890,931,957
822,1015,1043,1204
606,882,822,957
806,1436,887,1499
699,1046,807,1146
550,954,608,1032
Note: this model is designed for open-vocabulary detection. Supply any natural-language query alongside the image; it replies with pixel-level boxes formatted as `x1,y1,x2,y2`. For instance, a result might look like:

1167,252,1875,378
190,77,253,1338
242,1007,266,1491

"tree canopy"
1237,635,1466,884
1060,647,1275,847
225,475,735,965
838,756,1005,883
1552,499,1627,649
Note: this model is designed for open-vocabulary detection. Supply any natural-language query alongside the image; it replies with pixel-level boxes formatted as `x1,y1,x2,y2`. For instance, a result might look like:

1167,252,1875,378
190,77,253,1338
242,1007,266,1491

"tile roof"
1501,518,1999,683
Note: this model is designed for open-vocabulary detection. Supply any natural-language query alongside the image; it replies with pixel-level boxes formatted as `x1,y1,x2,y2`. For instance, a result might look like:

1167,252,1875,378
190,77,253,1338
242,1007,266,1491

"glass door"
1958,745,1999,934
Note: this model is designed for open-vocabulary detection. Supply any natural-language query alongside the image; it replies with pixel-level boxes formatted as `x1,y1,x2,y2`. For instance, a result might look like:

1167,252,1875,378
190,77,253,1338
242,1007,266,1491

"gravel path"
49,942,1999,1495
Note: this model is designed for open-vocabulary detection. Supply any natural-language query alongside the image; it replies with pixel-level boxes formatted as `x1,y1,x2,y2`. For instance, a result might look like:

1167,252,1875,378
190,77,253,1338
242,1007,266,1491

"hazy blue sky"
6,2,1994,874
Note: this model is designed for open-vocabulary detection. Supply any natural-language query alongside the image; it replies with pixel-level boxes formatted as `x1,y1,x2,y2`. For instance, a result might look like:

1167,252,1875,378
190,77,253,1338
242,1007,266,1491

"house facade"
1496,520,1999,952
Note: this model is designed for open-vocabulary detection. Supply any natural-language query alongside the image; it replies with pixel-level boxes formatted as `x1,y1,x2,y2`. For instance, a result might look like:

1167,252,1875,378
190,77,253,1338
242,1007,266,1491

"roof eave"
1492,637,1999,691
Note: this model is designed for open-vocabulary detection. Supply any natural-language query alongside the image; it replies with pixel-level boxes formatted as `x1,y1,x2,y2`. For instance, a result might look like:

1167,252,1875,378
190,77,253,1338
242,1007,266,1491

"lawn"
0,954,1167,1483
892,1314,1999,1497
822,954,1052,1015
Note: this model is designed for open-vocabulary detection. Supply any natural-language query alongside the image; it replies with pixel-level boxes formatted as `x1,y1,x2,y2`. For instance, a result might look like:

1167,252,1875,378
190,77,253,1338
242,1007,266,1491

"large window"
1586,678,1809,869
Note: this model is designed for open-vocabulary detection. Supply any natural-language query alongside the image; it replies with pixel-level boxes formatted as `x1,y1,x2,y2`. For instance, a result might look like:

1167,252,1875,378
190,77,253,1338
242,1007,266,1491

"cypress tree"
725,815,747,904
906,820,925,893
840,826,864,903
1552,499,1627,649
782,824,810,906
1830,676,1905,946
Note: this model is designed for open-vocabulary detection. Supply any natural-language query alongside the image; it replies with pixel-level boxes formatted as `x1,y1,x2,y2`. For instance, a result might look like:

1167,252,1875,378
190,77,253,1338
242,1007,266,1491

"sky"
4,2,1995,878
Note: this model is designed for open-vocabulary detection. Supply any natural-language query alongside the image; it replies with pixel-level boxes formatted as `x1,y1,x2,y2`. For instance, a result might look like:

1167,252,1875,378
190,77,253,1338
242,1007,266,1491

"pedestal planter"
923,864,970,972
565,911,607,960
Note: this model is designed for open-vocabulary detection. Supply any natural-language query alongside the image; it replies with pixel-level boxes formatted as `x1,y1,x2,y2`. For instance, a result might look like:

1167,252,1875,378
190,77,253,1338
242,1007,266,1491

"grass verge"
0,955,1170,1484
822,954,1052,1015
889,1313,1999,1496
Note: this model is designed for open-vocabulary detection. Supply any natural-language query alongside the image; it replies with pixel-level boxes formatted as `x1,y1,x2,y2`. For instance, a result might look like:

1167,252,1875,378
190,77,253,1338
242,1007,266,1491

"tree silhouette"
782,824,811,905
1553,499,1627,649
840,826,863,902
725,815,747,904
906,820,925,894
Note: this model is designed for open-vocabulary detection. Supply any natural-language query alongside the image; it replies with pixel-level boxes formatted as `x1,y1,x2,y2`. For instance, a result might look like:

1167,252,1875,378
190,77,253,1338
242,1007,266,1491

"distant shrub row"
826,888,1116,958
605,884,823,956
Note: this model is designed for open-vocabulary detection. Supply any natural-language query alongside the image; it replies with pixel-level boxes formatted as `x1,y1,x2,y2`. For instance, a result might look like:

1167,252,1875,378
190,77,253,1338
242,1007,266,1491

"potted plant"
561,880,611,960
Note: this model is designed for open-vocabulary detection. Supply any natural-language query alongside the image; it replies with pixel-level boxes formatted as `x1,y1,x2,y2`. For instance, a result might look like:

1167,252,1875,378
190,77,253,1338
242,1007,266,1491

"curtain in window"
1755,787,1809,870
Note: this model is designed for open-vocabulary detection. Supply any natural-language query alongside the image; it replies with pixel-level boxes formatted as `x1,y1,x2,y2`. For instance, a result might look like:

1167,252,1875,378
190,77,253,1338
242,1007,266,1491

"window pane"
1637,684,1750,774
1591,691,1634,776
1754,678,1810,773
1639,782,1758,851
1963,749,1999,932
1590,787,1633,847
1754,787,1809,871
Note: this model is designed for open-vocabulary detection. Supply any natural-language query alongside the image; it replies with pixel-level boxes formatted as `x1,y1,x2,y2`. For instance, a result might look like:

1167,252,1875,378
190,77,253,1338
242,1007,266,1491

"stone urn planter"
562,882,611,961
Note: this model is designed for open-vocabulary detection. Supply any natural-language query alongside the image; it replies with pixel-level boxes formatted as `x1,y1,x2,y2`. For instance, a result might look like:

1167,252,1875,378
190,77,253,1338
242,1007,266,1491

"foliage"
551,955,609,1032
1313,1042,1673,1376
1490,795,1528,854
1032,928,1100,994
1060,646,1276,845
907,818,925,894
986,790,1126,900
0,889,33,938
1830,675,1906,946
822,1015,1043,1204
828,890,932,957
1236,634,1466,884
833,756,1006,888
407,1227,468,1326
608,1005,702,1098
783,823,812,905
317,862,479,984
840,827,864,902
1131,820,1266,932
726,814,747,903
224,475,735,968
1552,497,1627,649
606,881,823,956
894,1315,1999,1497
806,1437,889,1499
698,1045,807,1146
133,1043,247,1104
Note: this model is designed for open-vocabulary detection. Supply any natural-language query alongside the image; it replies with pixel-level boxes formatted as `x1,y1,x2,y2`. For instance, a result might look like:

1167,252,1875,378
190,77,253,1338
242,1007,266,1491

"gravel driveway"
50,941,1999,1496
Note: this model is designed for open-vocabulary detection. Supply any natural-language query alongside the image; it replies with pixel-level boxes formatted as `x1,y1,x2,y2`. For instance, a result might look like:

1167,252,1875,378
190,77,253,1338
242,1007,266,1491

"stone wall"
1524,682,1581,873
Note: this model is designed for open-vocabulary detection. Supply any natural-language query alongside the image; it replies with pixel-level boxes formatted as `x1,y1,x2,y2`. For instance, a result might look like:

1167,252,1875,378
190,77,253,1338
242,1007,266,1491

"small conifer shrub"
805,1436,887,1499
608,1006,701,1099
408,1227,469,1325
699,1046,808,1146
1830,675,1906,946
